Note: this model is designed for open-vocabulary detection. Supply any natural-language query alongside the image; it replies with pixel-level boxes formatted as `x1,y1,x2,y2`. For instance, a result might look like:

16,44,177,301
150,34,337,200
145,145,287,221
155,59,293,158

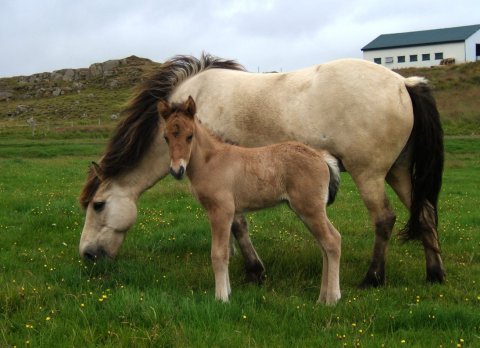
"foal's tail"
324,153,340,206
401,77,444,244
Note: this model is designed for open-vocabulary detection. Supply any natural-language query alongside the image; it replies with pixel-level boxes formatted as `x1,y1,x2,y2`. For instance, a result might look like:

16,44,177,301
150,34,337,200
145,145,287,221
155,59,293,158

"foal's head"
157,96,196,180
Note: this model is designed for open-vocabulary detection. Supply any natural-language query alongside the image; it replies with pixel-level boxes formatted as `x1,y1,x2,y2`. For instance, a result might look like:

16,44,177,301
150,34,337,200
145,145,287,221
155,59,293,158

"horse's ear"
157,100,171,120
90,161,105,181
185,96,196,119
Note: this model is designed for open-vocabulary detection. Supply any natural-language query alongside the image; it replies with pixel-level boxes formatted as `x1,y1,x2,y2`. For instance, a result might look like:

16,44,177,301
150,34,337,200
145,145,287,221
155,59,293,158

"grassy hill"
1,58,479,138
395,61,480,135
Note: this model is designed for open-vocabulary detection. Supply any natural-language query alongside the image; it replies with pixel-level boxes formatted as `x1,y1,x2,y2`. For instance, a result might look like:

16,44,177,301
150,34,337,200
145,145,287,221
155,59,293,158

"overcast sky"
1,0,478,77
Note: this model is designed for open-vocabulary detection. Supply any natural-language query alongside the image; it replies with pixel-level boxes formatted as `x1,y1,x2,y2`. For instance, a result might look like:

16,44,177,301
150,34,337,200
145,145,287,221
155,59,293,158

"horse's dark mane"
79,53,245,208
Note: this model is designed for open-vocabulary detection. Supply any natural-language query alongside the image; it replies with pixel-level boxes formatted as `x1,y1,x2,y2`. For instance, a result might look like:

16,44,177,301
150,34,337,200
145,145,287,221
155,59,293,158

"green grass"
0,136,479,347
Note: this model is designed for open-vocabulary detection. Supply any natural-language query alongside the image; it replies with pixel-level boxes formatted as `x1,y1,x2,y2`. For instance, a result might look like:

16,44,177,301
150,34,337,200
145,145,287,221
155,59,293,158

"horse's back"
170,59,414,174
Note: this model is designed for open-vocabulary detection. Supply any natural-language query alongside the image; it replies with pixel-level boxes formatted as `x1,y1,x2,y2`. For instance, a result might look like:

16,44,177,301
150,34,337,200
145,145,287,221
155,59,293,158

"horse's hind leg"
231,214,265,284
355,175,396,288
387,165,445,283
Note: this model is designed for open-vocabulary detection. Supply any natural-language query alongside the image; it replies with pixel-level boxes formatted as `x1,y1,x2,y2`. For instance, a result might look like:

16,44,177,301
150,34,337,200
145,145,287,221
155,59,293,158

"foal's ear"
185,96,196,119
157,100,171,120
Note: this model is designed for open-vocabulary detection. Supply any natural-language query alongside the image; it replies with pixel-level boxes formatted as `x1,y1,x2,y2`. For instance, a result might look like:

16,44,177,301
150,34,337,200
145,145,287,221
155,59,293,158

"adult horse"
79,53,445,287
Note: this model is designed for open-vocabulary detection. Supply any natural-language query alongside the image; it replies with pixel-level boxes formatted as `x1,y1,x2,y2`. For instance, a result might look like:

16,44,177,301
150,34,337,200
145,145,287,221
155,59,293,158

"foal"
158,96,342,305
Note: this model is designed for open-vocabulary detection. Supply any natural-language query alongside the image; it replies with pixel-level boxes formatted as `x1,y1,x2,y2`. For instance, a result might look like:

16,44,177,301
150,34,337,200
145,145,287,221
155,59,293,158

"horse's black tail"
325,153,340,206
401,78,444,245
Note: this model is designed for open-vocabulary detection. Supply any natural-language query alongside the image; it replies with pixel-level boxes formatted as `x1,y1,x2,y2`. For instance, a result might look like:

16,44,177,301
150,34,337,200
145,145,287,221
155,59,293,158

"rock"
110,114,118,120
63,69,75,82
0,91,13,101
52,87,62,97
89,63,103,78
108,79,119,88
16,104,30,114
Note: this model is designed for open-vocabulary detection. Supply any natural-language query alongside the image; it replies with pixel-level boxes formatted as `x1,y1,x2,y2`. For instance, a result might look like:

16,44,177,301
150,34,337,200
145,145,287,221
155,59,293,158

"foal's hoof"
426,267,446,283
358,272,385,289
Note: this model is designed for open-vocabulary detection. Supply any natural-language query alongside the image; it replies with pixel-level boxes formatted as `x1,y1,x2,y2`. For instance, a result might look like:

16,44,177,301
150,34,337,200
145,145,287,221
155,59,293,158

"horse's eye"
164,136,169,144
187,134,193,143
93,201,105,212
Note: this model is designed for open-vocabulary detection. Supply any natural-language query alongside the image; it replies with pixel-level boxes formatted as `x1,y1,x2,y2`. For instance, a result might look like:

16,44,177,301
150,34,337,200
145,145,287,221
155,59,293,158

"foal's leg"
354,175,396,288
290,197,341,305
307,216,341,305
387,165,446,283
231,214,265,284
318,220,342,303
208,208,234,302
319,249,329,303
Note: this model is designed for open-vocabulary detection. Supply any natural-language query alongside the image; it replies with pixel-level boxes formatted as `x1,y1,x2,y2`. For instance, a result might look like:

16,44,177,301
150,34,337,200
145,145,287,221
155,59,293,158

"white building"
362,24,480,69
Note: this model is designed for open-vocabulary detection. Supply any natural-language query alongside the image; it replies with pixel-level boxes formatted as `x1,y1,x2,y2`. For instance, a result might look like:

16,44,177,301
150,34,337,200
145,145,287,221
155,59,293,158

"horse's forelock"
79,169,102,209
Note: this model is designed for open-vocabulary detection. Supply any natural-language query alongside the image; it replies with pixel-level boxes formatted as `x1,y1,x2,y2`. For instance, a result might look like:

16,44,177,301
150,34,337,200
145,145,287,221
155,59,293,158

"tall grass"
0,137,479,347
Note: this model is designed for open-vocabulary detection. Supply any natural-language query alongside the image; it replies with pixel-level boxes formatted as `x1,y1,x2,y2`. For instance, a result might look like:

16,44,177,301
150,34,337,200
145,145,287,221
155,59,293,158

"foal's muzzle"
170,166,185,180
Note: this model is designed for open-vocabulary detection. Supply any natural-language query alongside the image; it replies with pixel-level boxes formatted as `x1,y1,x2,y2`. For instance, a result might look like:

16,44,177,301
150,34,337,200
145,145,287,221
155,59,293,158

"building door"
477,44,480,61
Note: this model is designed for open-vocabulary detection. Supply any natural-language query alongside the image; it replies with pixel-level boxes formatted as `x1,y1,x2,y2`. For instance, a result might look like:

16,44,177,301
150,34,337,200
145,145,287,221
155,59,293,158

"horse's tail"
324,153,340,206
401,77,444,244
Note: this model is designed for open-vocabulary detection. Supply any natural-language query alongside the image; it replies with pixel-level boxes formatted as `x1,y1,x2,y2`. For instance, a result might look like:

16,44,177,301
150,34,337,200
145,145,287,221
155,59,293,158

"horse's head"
79,163,138,261
158,96,196,180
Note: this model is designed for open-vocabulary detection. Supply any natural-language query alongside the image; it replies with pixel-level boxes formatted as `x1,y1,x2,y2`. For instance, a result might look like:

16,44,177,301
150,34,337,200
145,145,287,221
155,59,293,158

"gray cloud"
1,0,478,77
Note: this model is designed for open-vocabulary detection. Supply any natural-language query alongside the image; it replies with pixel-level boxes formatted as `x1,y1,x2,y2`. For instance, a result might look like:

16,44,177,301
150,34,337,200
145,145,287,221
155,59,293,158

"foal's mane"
79,53,245,208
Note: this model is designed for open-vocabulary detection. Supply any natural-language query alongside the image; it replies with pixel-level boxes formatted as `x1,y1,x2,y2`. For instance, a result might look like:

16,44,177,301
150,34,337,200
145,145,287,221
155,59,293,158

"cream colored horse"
159,96,341,304
79,54,445,288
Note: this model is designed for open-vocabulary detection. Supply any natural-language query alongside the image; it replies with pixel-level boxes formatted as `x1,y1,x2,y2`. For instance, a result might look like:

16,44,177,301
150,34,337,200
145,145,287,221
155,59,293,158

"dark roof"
362,24,480,51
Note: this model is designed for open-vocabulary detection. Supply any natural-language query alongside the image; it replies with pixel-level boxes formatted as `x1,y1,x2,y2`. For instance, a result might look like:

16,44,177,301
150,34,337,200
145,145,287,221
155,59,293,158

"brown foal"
158,96,342,305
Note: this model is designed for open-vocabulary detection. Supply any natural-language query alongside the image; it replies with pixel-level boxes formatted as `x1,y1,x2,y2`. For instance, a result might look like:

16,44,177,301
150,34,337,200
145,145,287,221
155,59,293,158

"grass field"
0,132,479,347
1,59,480,347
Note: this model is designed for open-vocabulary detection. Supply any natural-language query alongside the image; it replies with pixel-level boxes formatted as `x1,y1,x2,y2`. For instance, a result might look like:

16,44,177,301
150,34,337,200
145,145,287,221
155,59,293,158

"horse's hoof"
245,261,266,285
426,266,446,283
358,272,385,289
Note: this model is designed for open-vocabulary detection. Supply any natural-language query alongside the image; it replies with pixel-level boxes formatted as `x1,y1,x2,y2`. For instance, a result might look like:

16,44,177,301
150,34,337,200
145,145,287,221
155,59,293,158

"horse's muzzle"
81,246,107,262
170,166,185,180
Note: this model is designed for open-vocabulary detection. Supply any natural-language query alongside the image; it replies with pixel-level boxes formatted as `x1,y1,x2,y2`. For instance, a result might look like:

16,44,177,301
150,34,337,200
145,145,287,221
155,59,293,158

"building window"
398,56,406,63
435,52,444,60
410,55,418,62
385,57,394,64
422,54,430,61
374,58,382,64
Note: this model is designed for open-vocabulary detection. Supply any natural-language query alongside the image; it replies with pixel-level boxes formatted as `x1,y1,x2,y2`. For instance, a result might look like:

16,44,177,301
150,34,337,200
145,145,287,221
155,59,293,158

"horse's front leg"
231,214,265,284
208,208,234,302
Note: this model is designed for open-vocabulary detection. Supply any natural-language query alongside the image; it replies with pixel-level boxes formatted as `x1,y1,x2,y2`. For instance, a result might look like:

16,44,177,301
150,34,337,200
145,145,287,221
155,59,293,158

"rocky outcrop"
1,56,157,101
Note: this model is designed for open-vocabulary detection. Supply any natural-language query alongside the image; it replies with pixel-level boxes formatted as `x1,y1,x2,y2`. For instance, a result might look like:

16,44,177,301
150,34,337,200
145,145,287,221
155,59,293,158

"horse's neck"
187,121,226,178
116,133,170,199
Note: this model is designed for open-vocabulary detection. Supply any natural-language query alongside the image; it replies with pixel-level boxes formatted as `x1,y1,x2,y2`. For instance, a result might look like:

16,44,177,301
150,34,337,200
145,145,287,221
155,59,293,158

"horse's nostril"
83,251,96,262
178,166,185,177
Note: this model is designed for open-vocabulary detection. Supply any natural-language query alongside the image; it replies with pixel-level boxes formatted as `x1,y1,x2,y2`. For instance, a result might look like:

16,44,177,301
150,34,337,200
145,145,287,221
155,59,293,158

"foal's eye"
93,201,105,212
163,136,169,144
187,134,193,143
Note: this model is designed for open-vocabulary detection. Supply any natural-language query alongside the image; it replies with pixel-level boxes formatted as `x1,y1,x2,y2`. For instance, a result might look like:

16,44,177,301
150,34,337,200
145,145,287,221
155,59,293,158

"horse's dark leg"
421,214,445,283
355,176,396,288
387,166,446,283
231,214,265,284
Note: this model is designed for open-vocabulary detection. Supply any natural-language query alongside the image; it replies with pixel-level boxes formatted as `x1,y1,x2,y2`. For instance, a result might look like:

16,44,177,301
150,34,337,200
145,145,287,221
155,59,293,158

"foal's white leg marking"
209,210,234,302
319,249,329,303
323,220,341,305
